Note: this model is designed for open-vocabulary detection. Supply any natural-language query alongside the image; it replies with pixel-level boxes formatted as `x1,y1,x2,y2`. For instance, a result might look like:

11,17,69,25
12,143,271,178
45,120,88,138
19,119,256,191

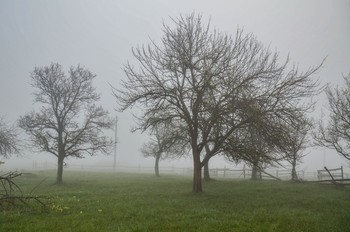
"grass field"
1,170,349,232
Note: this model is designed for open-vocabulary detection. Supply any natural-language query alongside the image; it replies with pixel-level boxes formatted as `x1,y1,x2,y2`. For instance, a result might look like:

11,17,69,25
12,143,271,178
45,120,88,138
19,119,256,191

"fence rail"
25,160,350,181
317,166,344,180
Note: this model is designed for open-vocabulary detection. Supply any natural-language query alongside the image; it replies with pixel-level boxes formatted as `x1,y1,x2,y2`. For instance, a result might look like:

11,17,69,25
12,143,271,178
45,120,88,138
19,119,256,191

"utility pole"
113,116,118,171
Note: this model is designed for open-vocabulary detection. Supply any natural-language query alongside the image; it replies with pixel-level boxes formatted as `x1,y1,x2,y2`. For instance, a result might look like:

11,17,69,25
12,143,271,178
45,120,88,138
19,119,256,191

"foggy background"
1,0,349,174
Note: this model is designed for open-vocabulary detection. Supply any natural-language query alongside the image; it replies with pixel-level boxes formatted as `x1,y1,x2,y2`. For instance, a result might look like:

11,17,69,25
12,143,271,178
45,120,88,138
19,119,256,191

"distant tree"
282,116,312,180
114,13,323,193
224,125,280,180
141,122,187,177
0,117,20,158
19,63,113,185
223,100,314,181
314,74,350,161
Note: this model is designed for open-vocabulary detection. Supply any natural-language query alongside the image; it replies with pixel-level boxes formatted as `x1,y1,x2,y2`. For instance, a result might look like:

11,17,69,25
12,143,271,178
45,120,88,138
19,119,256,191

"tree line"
0,13,349,193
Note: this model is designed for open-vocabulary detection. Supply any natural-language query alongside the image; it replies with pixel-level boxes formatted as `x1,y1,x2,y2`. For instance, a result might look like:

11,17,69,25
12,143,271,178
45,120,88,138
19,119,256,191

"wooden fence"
26,160,348,181
317,166,344,180
305,166,350,186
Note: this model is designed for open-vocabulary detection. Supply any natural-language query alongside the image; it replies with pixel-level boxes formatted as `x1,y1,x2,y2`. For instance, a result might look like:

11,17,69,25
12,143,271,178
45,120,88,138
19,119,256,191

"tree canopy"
114,13,323,192
19,63,113,184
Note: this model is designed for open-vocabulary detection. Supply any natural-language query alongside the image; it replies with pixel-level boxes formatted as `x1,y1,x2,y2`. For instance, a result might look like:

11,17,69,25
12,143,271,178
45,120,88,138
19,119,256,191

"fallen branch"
0,171,47,211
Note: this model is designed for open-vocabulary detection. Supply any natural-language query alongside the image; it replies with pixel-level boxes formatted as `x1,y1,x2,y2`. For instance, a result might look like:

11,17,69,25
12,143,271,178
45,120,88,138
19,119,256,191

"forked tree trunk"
56,156,64,185
155,155,160,177
203,145,211,182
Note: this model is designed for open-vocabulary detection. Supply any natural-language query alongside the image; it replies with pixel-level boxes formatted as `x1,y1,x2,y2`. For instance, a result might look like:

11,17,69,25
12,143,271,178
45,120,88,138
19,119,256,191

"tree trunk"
291,159,297,181
251,164,259,180
57,126,65,185
203,145,211,182
203,161,210,182
56,156,64,185
155,155,160,177
192,149,202,193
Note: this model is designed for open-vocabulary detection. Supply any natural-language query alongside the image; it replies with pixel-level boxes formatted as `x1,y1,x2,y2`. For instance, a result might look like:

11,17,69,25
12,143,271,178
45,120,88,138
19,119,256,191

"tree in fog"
19,63,113,185
141,122,187,177
225,106,314,181
0,117,20,158
282,116,312,180
224,124,281,180
314,74,350,161
114,13,323,193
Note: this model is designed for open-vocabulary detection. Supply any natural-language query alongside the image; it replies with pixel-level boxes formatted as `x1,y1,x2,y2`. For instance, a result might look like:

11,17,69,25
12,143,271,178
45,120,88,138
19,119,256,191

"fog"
1,0,350,174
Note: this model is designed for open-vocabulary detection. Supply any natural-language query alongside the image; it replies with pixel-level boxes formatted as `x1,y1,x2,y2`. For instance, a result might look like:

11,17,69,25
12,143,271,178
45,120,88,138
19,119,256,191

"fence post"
223,166,226,177
276,170,279,179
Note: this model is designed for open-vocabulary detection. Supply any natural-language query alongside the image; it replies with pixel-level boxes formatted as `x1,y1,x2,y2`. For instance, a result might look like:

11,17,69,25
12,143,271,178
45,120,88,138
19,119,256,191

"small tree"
0,116,20,159
141,123,186,177
224,125,280,180
19,63,113,184
283,116,312,180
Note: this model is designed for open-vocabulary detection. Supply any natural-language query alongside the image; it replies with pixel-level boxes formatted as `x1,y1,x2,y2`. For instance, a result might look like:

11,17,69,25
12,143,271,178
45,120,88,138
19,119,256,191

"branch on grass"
0,171,48,211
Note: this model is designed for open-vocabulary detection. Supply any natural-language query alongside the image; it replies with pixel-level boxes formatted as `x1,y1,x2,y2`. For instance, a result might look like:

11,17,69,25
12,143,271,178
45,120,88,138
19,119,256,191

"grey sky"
1,0,349,171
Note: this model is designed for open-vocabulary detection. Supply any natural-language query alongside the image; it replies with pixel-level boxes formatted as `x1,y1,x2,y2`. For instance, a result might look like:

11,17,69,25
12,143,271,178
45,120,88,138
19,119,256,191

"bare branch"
314,73,350,161
19,63,113,184
113,13,323,192
0,117,20,158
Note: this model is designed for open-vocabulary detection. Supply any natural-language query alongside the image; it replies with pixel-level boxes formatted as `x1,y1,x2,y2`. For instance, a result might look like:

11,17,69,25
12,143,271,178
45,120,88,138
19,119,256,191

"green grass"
1,171,350,232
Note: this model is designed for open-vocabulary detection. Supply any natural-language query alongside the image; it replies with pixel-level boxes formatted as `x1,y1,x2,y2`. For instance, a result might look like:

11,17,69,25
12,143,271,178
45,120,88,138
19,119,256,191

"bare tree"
141,122,187,177
314,74,350,161
282,116,312,180
0,117,20,158
19,63,113,185
114,13,322,193
224,125,281,180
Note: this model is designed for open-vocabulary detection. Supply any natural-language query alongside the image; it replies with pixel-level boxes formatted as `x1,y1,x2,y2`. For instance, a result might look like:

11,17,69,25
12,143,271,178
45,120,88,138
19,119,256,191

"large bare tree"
114,13,322,192
314,74,350,161
0,117,20,159
19,63,113,184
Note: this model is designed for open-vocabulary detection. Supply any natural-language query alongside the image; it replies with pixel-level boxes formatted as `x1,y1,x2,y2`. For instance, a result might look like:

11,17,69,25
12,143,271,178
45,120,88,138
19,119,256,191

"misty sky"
1,0,350,172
